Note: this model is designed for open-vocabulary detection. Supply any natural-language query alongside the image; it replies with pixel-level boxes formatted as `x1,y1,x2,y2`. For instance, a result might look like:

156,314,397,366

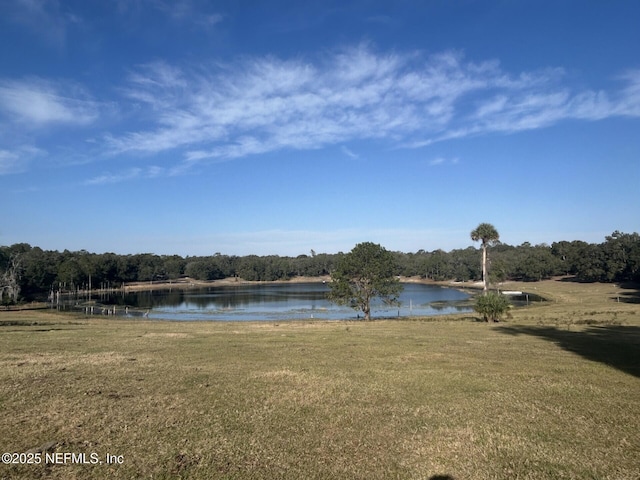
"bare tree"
1,253,22,305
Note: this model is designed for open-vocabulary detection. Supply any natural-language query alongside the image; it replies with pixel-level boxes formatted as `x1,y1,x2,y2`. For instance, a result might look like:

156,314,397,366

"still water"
105,283,472,321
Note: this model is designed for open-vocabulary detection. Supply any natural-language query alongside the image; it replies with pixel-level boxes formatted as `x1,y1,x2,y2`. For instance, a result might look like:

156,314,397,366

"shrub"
474,291,511,322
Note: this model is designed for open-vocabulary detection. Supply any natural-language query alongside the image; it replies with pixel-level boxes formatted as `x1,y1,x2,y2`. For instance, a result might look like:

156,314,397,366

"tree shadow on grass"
495,325,640,378
613,282,640,304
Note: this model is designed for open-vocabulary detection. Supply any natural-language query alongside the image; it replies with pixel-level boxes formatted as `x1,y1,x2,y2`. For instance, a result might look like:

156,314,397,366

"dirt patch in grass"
141,332,190,338
4,352,130,367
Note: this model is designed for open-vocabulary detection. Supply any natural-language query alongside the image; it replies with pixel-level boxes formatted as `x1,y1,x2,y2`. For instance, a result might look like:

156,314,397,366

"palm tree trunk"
482,243,488,293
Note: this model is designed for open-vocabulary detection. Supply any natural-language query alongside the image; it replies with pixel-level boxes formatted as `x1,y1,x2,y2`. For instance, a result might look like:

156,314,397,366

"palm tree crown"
470,223,500,246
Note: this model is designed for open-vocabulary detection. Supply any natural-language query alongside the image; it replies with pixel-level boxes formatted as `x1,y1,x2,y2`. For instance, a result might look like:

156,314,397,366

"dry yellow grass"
0,279,638,479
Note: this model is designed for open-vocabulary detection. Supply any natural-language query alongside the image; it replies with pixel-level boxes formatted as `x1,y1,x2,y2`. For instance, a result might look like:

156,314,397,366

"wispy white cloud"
0,146,44,175
0,0,81,48
341,146,359,159
0,77,99,126
613,69,640,117
0,150,26,175
160,0,223,28
84,168,142,185
115,0,223,30
428,157,459,167
103,45,640,176
83,165,166,185
107,46,472,162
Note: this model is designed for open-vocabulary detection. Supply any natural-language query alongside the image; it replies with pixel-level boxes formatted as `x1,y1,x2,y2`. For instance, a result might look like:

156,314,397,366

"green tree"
602,231,640,282
511,243,561,281
551,240,587,276
21,247,58,297
423,249,451,280
328,242,403,321
237,255,264,281
185,258,223,281
163,255,186,280
450,246,480,281
474,291,511,322
470,223,500,292
56,257,84,289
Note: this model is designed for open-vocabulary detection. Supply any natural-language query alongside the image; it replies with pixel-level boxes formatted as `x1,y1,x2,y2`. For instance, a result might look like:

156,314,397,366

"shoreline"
121,275,488,296
121,275,474,290
121,275,333,292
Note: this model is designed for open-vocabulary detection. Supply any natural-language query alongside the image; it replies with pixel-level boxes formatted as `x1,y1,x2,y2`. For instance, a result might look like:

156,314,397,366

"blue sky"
1,0,639,256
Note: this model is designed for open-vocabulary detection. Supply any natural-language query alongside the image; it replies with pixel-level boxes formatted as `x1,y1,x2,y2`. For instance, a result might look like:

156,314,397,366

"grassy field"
0,280,638,479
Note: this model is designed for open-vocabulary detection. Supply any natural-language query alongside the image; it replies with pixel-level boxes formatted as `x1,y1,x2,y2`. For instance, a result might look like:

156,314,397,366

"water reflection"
96,283,472,321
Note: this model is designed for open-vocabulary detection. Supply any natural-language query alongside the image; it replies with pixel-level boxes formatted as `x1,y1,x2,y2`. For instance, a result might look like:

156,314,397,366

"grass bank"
1,280,638,479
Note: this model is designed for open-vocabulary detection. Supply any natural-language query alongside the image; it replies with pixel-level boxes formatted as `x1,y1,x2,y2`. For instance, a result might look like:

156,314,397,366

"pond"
93,282,473,321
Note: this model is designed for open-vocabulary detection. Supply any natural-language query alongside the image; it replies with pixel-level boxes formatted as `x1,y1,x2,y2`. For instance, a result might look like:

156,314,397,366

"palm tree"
470,223,500,293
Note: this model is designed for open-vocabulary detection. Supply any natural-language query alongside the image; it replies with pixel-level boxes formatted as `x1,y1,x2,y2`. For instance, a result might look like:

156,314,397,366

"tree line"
1,231,638,305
